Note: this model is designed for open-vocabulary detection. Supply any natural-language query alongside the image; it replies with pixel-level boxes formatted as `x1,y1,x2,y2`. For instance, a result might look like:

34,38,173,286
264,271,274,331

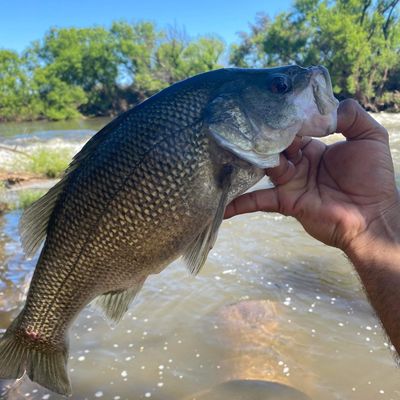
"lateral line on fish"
38,121,202,325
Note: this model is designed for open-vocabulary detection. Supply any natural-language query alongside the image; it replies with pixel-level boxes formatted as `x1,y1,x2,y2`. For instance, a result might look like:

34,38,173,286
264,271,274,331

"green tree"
230,0,400,110
153,33,225,85
29,27,119,116
112,23,225,101
24,22,225,118
0,22,225,122
31,66,87,120
110,21,164,102
0,50,36,121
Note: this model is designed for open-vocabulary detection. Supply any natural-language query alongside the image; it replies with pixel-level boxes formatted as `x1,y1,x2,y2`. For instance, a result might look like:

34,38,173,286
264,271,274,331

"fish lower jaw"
313,85,339,116
294,87,338,137
298,109,337,137
234,149,281,169
310,67,338,116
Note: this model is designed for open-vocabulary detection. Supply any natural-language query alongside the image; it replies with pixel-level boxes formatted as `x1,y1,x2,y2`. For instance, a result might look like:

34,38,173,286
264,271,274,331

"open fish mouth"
310,66,339,115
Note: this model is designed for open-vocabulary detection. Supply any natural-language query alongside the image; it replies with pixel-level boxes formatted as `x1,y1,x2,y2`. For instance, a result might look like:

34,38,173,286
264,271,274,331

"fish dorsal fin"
65,110,128,175
183,165,233,276
205,93,280,169
92,281,144,325
19,179,65,258
19,113,128,258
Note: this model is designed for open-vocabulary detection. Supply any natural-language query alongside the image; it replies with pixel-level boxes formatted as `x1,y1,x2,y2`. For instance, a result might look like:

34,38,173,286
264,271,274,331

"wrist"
344,202,400,356
344,202,400,266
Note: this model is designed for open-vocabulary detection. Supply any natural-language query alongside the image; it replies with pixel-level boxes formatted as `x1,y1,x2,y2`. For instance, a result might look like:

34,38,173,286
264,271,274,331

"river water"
1,114,400,400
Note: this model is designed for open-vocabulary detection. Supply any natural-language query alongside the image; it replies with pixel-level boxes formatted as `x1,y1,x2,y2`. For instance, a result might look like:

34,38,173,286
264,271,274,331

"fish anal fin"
183,165,233,276
93,282,144,325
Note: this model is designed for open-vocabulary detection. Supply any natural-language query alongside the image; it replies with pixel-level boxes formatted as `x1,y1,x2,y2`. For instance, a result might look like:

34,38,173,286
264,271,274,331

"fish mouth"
310,66,339,115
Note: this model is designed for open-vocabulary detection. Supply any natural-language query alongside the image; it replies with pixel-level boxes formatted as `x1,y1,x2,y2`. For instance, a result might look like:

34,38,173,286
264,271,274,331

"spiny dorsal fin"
19,113,128,258
65,110,128,175
183,165,234,276
92,281,144,325
19,179,65,258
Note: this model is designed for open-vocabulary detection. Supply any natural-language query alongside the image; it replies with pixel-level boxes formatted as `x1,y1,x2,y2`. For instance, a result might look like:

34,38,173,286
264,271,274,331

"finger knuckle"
340,98,359,111
338,99,359,121
380,127,389,141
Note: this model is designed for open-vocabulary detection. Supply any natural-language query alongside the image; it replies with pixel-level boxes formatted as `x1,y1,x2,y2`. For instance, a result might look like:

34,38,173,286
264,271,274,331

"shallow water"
1,114,400,399
0,118,111,139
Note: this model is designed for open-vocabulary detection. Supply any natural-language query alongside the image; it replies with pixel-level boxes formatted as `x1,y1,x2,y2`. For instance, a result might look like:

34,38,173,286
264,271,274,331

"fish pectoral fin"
183,224,215,276
183,165,233,276
92,281,145,325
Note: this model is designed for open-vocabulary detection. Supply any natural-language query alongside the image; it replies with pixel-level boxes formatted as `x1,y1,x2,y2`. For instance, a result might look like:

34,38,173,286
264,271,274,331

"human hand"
226,99,400,354
225,99,400,253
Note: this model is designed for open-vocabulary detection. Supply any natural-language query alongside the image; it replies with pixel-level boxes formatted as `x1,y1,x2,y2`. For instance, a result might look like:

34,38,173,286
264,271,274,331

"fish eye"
270,76,291,94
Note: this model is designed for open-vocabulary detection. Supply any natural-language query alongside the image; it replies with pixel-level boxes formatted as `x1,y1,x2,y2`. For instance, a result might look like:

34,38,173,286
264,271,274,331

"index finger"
336,99,389,143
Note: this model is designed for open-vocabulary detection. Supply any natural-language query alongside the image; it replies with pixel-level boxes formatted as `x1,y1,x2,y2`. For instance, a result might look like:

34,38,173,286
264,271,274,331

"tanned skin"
225,99,400,355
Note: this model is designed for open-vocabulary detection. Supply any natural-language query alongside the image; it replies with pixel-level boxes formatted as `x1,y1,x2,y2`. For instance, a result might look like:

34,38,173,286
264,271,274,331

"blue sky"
1,0,293,53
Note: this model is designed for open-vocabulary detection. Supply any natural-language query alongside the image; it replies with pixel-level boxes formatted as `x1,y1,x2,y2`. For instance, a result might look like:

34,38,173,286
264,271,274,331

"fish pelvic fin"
183,165,234,276
0,316,71,396
92,281,145,325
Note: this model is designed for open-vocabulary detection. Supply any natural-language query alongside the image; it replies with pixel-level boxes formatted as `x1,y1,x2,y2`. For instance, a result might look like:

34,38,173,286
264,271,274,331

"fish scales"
0,66,339,395
21,87,214,339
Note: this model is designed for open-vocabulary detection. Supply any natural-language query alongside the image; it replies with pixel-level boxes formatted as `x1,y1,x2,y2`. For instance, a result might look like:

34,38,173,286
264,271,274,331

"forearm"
345,206,400,355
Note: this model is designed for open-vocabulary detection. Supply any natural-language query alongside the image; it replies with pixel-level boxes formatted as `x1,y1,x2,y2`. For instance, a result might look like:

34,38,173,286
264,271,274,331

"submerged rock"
204,299,312,396
213,300,285,383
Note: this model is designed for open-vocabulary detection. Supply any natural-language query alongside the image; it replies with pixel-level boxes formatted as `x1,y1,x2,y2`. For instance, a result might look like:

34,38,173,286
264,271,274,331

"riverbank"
0,177,56,215
0,126,96,213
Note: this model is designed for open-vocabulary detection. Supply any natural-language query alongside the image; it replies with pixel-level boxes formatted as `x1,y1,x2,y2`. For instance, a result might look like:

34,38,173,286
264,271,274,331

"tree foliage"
1,6,399,122
0,22,225,122
231,0,400,110
0,50,36,121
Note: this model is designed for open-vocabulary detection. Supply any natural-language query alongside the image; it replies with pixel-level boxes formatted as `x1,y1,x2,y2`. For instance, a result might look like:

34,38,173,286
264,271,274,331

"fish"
0,65,338,396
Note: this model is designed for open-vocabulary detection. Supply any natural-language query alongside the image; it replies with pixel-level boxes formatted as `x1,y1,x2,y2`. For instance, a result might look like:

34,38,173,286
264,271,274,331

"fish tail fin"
0,315,71,396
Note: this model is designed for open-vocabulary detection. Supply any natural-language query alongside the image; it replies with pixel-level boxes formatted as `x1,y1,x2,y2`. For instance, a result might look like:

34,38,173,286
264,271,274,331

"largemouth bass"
0,66,338,396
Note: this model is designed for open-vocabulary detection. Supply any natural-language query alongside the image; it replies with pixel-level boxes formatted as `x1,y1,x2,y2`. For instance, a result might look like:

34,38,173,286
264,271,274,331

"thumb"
337,99,388,143
224,188,279,219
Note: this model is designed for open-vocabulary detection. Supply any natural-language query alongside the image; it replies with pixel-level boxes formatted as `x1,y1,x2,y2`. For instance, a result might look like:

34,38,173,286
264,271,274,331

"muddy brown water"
1,114,400,399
